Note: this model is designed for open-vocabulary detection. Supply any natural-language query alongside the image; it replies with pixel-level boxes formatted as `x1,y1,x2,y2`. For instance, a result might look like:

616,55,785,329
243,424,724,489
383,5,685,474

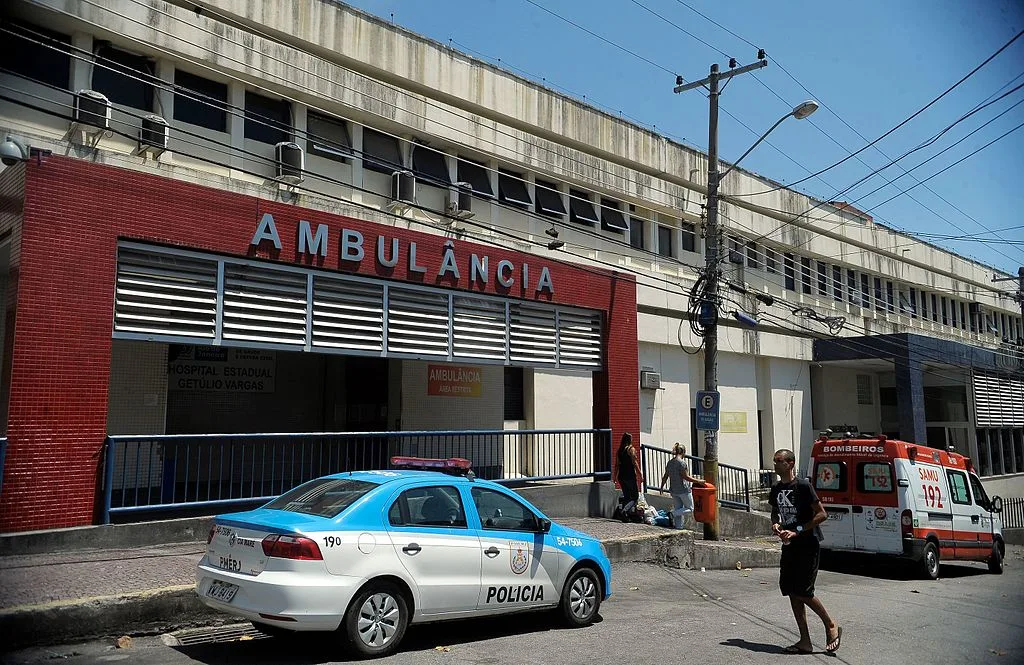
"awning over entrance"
814,333,1024,443
113,242,603,369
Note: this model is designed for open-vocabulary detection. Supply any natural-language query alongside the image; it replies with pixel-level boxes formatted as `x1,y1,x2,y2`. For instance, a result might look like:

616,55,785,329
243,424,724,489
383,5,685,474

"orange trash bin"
693,483,717,524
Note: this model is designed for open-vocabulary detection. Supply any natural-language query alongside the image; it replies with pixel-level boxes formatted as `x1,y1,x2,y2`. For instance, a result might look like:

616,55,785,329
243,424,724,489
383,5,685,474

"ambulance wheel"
920,541,940,580
988,541,1004,575
342,581,409,658
559,567,601,627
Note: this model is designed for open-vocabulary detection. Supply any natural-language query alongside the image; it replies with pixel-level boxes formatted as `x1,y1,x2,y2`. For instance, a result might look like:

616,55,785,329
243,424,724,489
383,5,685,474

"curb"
0,532,780,649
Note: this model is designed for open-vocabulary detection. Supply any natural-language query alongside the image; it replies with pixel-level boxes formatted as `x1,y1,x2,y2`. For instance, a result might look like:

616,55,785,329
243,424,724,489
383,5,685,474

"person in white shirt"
660,443,704,529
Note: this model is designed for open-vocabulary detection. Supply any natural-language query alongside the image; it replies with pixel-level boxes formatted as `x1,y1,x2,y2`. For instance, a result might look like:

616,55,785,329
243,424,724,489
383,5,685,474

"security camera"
1,136,29,166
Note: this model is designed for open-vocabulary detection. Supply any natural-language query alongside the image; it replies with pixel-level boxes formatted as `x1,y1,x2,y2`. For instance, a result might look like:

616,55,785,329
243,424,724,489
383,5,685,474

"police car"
195,457,611,657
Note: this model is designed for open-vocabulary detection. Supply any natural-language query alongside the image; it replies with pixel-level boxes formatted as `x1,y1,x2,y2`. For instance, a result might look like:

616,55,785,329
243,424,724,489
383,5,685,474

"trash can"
693,482,717,524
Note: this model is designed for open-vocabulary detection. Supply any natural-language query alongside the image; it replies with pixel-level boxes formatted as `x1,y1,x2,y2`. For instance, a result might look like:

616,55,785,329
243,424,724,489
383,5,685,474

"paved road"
3,547,1022,665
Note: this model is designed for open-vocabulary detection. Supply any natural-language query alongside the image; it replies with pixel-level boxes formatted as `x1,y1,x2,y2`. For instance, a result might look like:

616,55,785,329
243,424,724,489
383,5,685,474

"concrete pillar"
69,32,93,91
895,355,927,444
227,81,245,171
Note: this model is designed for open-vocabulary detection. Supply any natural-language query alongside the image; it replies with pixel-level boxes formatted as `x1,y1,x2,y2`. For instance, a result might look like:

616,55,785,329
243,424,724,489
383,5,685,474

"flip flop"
783,644,813,654
826,626,843,654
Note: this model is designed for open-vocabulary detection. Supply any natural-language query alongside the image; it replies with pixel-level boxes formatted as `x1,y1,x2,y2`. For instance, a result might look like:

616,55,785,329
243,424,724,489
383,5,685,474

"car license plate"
206,579,239,603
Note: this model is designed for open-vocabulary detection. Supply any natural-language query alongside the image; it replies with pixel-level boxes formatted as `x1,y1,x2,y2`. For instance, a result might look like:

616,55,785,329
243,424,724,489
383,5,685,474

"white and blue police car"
196,456,612,658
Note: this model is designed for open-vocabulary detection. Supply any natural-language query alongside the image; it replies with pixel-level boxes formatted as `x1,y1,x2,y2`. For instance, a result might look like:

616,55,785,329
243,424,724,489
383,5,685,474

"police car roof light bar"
390,456,474,477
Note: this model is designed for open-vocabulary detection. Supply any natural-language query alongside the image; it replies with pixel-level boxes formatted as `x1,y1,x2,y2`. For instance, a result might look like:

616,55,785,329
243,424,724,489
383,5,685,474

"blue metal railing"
638,444,751,511
102,429,612,523
0,437,7,497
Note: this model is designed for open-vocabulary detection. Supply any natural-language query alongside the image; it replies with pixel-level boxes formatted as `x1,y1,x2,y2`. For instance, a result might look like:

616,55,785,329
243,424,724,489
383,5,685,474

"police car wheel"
988,542,1004,575
343,581,409,658
920,542,940,580
559,568,601,627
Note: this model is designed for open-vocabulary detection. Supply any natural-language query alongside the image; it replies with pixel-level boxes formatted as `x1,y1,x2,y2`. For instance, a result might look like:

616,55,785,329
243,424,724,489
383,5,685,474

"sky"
340,0,1024,277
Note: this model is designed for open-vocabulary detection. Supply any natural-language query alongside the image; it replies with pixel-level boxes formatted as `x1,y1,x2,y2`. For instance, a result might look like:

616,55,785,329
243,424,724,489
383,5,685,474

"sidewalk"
0,516,780,649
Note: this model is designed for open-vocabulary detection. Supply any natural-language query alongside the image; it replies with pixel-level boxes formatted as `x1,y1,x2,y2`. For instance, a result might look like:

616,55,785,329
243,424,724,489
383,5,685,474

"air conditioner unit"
446,181,474,220
72,89,110,135
640,370,661,390
137,114,169,157
389,170,416,211
274,142,304,184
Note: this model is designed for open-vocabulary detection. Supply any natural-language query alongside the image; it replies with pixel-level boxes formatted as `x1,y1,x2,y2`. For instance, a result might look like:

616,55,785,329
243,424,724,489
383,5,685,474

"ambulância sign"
251,213,555,295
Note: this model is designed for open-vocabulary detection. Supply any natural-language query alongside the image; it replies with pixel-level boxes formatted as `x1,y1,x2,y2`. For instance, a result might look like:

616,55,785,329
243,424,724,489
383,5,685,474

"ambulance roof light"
877,434,887,443
907,445,917,460
390,456,475,478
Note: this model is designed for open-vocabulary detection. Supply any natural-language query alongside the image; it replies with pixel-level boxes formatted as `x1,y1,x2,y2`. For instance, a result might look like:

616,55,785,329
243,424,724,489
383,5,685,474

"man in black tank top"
769,448,842,655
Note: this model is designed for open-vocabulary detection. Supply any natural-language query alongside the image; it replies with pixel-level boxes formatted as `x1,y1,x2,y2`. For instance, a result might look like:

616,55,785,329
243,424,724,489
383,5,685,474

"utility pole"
675,57,767,541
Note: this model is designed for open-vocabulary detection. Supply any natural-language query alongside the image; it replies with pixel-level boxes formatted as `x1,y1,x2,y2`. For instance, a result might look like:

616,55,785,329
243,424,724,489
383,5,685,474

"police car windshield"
264,478,375,518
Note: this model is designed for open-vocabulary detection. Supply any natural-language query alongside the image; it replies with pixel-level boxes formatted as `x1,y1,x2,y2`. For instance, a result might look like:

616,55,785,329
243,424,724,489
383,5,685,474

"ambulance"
810,434,1005,580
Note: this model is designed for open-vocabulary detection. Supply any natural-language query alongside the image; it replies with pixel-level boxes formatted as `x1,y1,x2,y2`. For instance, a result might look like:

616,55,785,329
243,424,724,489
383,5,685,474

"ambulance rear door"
851,460,902,553
812,458,855,550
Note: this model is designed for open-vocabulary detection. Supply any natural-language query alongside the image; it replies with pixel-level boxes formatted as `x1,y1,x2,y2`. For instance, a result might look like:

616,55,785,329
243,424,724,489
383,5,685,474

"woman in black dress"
614,432,642,504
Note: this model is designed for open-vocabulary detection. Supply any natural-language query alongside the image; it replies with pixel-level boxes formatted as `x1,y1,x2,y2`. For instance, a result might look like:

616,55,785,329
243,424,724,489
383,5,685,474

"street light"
720,101,819,180
676,58,817,540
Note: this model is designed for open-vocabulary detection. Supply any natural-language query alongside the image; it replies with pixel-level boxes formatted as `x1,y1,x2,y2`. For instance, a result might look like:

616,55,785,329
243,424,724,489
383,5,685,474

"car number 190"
206,579,239,603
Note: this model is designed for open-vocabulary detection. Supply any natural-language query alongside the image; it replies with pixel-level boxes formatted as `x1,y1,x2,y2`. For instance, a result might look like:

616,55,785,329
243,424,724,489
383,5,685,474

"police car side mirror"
536,517,552,533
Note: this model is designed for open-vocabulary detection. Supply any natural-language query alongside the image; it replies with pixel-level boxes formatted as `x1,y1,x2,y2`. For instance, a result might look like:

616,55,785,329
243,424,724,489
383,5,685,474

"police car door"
384,484,481,617
468,486,559,613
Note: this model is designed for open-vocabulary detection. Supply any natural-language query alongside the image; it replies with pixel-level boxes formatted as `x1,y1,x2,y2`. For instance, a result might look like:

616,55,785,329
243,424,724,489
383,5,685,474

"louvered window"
113,243,604,370
557,309,603,367
973,373,1024,426
387,286,450,357
311,276,384,351
509,303,557,365
114,246,218,338
452,295,507,361
222,264,307,345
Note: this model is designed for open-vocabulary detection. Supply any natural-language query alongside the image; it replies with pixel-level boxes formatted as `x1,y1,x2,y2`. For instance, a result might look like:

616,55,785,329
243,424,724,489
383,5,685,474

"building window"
847,270,857,305
800,257,812,294
832,265,843,302
931,294,939,322
950,298,958,328
362,128,404,174
900,290,916,316
860,274,870,308
498,169,532,208
766,247,778,274
629,215,645,249
173,70,228,132
941,297,949,325
873,277,883,311
817,261,828,296
457,158,494,198
412,145,451,187
305,110,351,162
569,189,598,226
960,302,968,331
886,281,895,313
746,242,760,269
600,198,628,233
92,45,156,111
658,224,675,258
681,222,696,253
784,253,795,291
504,367,524,421
728,237,744,264
0,21,71,89
535,178,565,218
909,288,918,319
856,375,873,405
244,91,290,144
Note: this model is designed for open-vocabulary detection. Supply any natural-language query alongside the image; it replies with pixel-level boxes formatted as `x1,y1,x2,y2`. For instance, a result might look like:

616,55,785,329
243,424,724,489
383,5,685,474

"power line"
729,28,1024,197
671,0,1024,252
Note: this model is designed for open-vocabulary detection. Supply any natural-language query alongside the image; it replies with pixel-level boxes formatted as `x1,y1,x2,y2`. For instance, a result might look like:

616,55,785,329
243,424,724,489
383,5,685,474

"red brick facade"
0,156,639,532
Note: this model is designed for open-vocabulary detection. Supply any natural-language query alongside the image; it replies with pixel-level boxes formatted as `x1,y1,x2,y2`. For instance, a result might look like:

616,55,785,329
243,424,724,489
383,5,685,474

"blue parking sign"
695,390,720,431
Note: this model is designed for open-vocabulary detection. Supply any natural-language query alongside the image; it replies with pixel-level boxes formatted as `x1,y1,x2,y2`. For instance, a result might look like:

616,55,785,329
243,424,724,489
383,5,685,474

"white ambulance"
810,435,1005,580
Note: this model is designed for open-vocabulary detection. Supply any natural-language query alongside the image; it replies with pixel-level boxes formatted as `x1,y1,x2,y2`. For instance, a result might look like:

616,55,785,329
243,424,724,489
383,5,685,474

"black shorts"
779,539,820,598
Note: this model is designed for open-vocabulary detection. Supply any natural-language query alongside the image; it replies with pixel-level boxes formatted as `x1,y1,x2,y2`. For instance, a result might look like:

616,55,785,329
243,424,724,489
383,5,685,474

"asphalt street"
3,546,1022,665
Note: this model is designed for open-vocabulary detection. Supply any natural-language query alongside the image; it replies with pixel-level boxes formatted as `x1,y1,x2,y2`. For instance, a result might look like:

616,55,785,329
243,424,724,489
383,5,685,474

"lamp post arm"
719,112,790,181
